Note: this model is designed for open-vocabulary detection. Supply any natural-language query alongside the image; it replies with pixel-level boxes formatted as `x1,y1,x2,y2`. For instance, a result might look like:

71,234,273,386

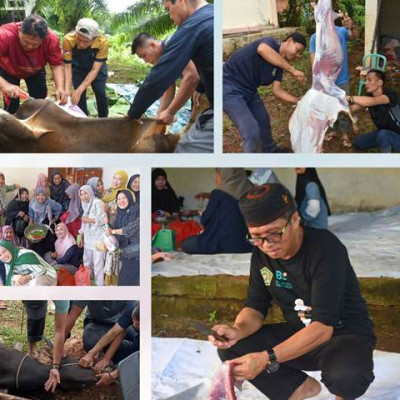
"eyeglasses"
247,214,293,246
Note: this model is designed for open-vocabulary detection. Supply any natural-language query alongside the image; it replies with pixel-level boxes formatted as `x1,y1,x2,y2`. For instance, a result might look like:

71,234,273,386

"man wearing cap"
0,15,65,113
62,18,109,117
210,183,375,400
127,0,213,153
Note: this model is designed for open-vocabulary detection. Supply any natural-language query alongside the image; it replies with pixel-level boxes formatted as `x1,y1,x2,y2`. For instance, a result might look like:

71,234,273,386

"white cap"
75,18,99,40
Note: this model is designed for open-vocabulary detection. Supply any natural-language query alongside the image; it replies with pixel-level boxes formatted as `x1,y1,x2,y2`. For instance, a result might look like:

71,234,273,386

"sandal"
0,301,7,310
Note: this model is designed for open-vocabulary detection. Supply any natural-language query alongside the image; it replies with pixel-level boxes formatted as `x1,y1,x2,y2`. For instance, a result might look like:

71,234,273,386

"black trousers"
218,323,375,400
24,301,47,342
72,68,108,118
181,235,200,254
0,67,47,114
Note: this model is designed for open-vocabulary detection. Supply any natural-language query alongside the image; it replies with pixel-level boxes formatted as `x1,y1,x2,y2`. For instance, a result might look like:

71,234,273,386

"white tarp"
152,207,400,278
152,338,400,400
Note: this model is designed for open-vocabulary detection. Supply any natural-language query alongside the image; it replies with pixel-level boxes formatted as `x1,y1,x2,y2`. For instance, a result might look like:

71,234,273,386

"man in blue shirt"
224,32,307,153
127,0,213,153
310,11,359,146
79,303,140,386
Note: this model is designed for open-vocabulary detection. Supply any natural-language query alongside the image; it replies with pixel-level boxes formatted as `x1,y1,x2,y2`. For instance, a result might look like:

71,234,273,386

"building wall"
223,0,278,33
165,168,400,213
365,0,400,54
1,167,139,203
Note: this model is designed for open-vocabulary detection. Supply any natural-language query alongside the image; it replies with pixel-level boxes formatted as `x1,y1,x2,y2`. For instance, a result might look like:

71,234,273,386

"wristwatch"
265,349,280,374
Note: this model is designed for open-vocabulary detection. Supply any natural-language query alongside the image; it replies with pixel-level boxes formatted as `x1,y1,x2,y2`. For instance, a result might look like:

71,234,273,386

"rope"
15,354,29,390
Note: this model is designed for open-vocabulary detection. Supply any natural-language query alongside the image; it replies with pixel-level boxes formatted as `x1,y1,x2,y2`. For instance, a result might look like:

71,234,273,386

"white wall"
164,168,400,212
223,0,278,32
1,167,140,203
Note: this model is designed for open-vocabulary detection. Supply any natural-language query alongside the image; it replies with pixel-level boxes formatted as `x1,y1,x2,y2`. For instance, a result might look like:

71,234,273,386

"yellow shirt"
62,32,109,64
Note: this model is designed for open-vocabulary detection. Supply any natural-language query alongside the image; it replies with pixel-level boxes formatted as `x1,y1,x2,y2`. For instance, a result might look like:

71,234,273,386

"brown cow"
0,99,181,153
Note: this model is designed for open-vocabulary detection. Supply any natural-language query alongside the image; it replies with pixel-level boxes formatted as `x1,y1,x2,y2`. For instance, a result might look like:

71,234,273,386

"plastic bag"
57,268,75,286
74,265,91,286
208,362,240,400
96,230,119,253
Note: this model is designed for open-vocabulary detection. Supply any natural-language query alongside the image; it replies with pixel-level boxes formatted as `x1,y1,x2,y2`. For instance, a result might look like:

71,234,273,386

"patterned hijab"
0,240,41,286
101,170,128,203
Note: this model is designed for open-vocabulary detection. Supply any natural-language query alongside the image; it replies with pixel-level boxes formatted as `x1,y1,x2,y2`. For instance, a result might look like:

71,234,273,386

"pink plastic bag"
208,362,240,400
74,265,91,286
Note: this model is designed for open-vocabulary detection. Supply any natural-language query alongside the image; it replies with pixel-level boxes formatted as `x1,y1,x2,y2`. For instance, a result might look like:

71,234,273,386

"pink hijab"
55,223,76,258
1,225,17,245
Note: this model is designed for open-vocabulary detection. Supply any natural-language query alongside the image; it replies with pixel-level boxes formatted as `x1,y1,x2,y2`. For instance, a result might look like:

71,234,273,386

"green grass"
0,301,84,352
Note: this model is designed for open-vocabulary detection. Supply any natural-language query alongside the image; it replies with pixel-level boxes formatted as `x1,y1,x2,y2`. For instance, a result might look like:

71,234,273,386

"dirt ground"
223,38,379,153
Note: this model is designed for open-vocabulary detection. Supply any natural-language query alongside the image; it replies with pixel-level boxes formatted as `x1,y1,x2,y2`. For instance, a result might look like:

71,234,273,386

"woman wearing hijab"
128,174,140,204
34,173,50,196
79,185,107,286
0,172,21,226
29,189,63,257
47,223,82,274
0,240,57,286
101,170,128,224
295,168,331,229
49,171,71,211
60,183,82,238
5,187,30,247
87,177,105,199
106,190,140,286
181,168,254,254
152,168,180,215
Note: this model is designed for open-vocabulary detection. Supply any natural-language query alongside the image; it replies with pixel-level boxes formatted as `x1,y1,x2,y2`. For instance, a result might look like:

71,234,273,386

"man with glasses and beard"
209,183,375,400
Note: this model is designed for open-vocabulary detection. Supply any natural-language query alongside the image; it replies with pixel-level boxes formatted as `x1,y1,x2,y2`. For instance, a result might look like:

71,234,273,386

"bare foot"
288,376,321,400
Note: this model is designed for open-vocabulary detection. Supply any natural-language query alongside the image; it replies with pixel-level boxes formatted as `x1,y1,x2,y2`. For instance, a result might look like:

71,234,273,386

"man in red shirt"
0,15,65,113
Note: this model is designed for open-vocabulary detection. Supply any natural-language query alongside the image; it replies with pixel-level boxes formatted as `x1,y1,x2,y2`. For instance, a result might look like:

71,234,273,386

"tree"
32,0,109,33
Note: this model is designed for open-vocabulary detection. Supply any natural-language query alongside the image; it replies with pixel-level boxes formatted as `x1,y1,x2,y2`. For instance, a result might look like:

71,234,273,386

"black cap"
239,183,296,227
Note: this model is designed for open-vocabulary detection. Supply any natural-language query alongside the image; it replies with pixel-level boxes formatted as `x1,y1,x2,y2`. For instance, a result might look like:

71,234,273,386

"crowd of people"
223,9,400,153
152,168,330,257
0,0,214,153
0,170,140,288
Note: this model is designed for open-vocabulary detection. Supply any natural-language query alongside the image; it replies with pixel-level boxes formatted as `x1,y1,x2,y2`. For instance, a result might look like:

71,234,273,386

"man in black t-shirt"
223,33,307,153
351,69,400,152
210,184,375,400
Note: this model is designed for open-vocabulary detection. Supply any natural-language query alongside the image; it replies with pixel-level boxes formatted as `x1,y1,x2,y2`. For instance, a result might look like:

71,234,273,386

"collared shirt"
0,22,62,79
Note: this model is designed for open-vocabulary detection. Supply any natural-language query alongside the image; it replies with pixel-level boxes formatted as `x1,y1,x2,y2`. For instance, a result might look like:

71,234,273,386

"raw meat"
289,0,349,152
208,362,238,400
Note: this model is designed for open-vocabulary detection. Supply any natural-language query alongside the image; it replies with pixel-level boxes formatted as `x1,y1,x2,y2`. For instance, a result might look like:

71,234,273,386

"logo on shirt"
272,68,277,77
275,269,293,290
294,299,312,326
260,266,273,286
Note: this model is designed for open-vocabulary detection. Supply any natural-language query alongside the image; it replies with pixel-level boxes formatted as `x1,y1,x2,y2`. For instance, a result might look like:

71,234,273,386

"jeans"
352,129,400,153
83,321,139,364
219,323,375,400
72,68,109,117
0,67,47,114
224,81,278,153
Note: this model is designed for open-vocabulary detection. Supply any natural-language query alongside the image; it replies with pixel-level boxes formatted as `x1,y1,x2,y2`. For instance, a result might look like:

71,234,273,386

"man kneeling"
210,183,375,400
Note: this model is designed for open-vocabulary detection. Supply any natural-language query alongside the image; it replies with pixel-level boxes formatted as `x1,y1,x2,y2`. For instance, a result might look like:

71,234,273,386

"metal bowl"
24,224,49,243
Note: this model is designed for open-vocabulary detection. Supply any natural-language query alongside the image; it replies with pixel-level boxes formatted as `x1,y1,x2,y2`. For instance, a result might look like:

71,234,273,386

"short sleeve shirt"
310,26,350,86
0,22,62,79
117,303,136,330
244,228,375,338
63,32,109,69
369,89,400,134
224,37,283,95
